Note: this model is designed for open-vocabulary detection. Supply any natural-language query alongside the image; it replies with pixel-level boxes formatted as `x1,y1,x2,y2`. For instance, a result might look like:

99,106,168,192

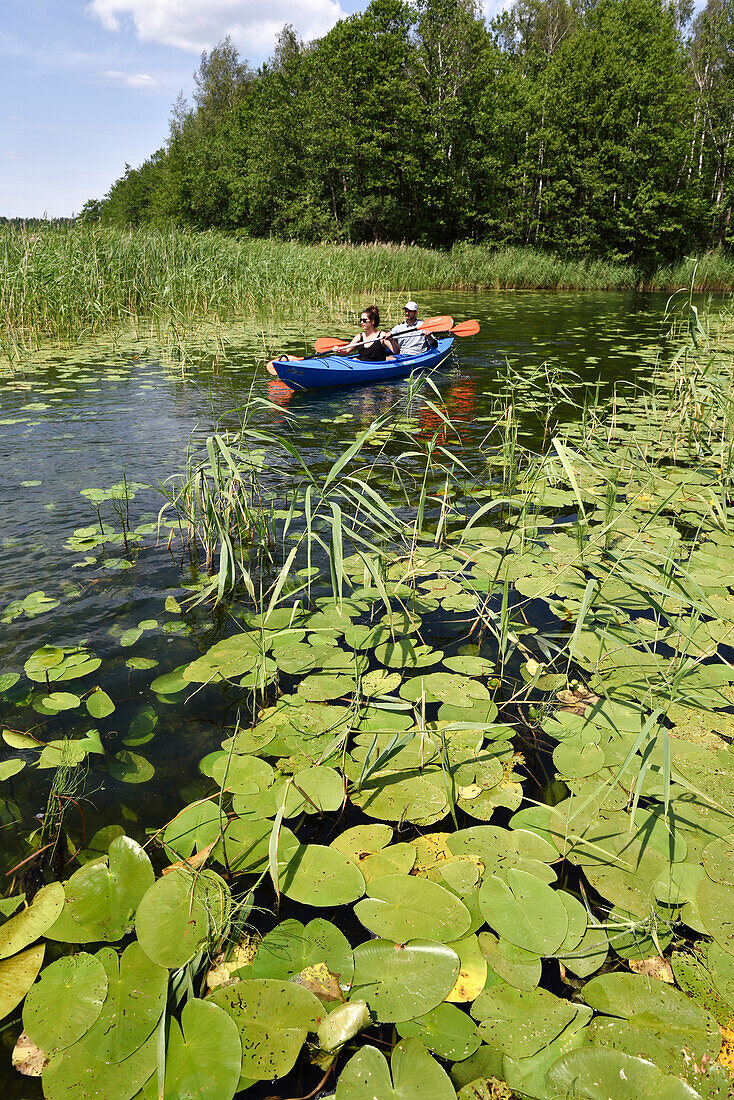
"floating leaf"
355,875,471,943
0,758,25,780
135,867,230,968
280,844,365,907
83,943,167,1063
478,870,568,956
252,918,354,991
209,978,322,1080
0,882,64,959
86,688,115,718
0,944,44,1023
48,836,153,943
107,750,155,784
163,801,223,859
397,1003,481,1061
163,998,241,1100
472,983,579,1058
23,952,107,1053
42,1024,157,1100
582,971,721,1075
336,1038,455,1099
546,1045,706,1100
350,939,459,1023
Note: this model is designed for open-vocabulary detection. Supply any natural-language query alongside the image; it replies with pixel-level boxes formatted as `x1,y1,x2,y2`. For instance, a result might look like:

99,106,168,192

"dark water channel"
0,288,721,1091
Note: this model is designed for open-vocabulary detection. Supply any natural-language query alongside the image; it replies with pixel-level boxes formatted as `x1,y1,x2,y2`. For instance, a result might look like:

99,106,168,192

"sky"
0,0,506,219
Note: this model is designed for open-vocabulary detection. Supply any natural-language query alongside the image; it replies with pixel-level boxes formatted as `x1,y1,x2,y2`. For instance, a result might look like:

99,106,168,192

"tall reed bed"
2,223,732,356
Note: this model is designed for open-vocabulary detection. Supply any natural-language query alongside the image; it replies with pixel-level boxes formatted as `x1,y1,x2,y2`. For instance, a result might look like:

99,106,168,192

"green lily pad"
355,875,471,943
697,876,734,954
213,818,299,874
582,971,721,1075
135,868,231,969
0,943,44,1023
350,939,459,1023
702,834,734,885
163,998,241,1100
352,770,450,826
48,837,153,943
471,982,578,1059
280,844,365,907
478,932,541,992
23,952,107,1053
84,943,167,1063
209,978,322,1080
42,1024,157,1100
252,918,354,990
397,1002,481,1061
86,688,115,718
183,635,260,683
163,801,223,858
546,1045,709,1100
0,882,64,958
0,758,24,780
107,750,155,784
478,870,568,956
336,1038,455,1099
329,823,393,864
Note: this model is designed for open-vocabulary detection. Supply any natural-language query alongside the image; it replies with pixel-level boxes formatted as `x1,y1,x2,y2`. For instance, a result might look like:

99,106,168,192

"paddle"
314,314,455,355
450,319,481,337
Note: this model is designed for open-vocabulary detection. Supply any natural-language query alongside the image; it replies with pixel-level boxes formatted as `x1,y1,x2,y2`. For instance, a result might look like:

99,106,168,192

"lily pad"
0,943,45,1023
546,1045,708,1100
478,870,568,956
163,998,241,1100
336,1038,455,1099
355,875,471,943
350,939,459,1023
252,918,354,991
23,952,107,1053
83,943,167,1063
47,837,153,943
135,868,231,969
41,1025,157,1100
280,844,365,907
471,982,578,1059
0,882,64,959
397,1003,481,1061
209,978,322,1080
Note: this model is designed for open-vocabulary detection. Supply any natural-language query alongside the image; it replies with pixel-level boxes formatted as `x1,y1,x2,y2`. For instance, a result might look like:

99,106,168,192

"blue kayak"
273,337,455,390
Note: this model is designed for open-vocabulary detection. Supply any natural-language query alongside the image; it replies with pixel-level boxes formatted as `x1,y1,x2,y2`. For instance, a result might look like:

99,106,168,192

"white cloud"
101,69,160,88
86,0,347,56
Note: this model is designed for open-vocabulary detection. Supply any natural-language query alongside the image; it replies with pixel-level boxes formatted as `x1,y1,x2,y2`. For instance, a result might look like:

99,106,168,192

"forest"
82,0,734,266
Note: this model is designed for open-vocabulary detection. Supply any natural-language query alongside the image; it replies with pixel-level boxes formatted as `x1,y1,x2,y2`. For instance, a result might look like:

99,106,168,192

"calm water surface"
0,288,720,1089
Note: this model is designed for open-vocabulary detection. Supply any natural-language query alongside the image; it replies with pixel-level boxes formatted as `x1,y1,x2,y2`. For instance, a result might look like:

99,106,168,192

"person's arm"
342,333,363,353
382,331,400,354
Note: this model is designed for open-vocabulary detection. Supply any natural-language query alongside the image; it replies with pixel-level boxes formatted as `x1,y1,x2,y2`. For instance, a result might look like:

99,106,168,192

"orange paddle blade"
450,319,480,337
314,337,349,353
417,315,454,333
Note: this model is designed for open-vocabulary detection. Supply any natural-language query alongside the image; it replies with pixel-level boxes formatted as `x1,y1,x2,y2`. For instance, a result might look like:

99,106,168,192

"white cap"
404,300,418,311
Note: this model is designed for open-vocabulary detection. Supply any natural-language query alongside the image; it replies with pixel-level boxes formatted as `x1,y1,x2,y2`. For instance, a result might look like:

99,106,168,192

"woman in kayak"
343,306,399,360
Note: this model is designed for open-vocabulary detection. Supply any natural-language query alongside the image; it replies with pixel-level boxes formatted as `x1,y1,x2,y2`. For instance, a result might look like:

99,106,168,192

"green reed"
3,222,732,358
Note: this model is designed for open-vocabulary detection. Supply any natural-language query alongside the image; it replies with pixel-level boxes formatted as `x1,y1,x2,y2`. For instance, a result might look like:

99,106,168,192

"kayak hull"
272,337,455,390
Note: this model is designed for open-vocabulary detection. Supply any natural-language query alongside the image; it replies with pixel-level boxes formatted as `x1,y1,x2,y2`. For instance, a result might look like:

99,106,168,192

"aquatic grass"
2,223,731,359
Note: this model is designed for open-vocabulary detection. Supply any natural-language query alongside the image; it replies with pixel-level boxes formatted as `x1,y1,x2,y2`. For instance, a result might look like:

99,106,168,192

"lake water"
0,288,722,1093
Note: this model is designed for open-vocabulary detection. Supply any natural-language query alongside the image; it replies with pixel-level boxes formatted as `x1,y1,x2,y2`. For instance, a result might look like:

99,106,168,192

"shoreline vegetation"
1,225,733,360
1,304,734,1097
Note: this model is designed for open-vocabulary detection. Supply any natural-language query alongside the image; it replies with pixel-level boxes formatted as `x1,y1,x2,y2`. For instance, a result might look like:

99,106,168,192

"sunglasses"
360,317,370,323
404,308,416,313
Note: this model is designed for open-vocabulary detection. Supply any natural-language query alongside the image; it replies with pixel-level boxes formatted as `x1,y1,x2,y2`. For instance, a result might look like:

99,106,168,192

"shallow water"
0,287,722,1093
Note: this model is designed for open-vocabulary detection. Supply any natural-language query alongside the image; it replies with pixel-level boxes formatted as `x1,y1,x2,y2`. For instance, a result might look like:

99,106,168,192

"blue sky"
2,0,392,218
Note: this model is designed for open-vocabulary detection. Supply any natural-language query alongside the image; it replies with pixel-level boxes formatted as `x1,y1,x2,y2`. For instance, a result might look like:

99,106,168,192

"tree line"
82,0,734,265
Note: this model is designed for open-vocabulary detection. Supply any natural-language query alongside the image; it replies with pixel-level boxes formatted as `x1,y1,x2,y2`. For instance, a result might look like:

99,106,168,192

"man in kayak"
390,301,438,355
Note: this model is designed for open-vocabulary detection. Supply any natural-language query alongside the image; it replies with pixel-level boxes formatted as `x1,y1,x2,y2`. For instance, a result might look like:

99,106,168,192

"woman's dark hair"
363,305,380,326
